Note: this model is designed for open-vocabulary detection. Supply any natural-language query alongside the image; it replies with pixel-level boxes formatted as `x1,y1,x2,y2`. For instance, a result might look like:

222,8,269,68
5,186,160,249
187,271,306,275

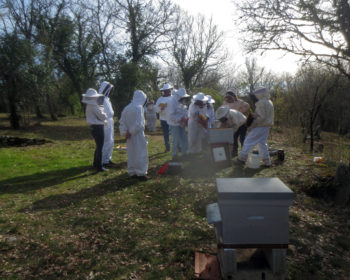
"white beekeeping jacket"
119,90,149,176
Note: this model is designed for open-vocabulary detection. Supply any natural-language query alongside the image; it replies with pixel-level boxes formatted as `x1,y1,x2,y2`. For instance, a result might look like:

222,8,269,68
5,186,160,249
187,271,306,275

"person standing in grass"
82,88,108,172
155,83,173,152
223,89,250,157
98,81,115,168
119,90,149,181
187,92,208,154
167,88,190,160
236,87,274,167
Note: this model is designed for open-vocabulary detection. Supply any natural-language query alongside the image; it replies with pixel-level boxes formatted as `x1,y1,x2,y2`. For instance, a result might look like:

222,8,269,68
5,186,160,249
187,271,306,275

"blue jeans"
90,124,104,170
170,125,188,157
161,120,170,150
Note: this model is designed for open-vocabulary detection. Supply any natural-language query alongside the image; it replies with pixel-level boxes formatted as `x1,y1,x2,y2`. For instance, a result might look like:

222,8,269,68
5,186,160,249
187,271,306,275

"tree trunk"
47,98,58,121
70,104,75,115
309,121,314,152
9,102,20,129
35,105,45,119
7,83,20,129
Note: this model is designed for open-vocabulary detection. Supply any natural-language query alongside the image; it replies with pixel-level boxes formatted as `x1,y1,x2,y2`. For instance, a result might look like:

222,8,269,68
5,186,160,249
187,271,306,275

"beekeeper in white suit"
119,90,149,181
188,92,208,154
82,88,107,172
98,81,115,167
144,100,157,132
167,88,190,160
215,107,247,158
237,87,274,167
215,106,247,131
206,95,216,128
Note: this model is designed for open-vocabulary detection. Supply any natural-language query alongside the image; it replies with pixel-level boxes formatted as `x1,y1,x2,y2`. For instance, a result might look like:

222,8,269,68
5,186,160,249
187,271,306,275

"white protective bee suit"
167,88,190,158
119,90,149,176
98,81,115,165
215,106,247,132
145,101,157,132
206,95,216,128
238,87,274,166
187,93,208,154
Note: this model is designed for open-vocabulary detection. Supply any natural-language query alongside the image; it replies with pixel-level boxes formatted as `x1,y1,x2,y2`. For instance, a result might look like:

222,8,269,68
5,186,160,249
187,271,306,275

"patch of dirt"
0,136,50,147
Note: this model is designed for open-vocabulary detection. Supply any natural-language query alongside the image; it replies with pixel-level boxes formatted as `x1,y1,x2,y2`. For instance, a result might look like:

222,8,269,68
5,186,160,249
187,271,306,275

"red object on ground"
157,162,169,174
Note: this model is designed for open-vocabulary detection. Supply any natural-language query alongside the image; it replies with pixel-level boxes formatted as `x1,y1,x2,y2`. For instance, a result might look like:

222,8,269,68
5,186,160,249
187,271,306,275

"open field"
0,114,350,279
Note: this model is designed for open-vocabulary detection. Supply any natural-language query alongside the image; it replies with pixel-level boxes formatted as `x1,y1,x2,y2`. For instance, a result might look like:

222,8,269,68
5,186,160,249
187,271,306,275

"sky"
172,0,301,74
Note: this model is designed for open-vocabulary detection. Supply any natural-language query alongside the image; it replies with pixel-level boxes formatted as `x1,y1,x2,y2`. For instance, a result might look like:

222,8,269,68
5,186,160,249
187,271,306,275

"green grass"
0,115,350,279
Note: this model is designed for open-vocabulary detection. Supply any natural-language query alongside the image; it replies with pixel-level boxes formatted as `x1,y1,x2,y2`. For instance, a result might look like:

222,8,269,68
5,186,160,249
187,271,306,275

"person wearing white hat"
215,106,247,132
155,83,173,152
205,95,216,128
98,81,115,167
223,88,250,156
119,90,149,180
236,87,274,167
144,100,157,132
187,92,209,154
167,88,190,159
82,88,108,172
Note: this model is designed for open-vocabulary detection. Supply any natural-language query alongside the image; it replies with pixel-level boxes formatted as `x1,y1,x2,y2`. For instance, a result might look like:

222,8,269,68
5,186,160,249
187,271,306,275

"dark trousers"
233,124,247,153
160,120,170,150
90,124,104,170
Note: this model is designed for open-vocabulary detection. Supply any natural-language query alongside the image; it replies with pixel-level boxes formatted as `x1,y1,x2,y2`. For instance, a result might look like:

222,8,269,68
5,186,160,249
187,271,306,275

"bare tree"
82,0,122,80
243,57,265,94
232,57,276,98
1,0,37,40
114,0,178,64
169,12,226,90
219,62,240,91
289,65,340,151
236,0,350,79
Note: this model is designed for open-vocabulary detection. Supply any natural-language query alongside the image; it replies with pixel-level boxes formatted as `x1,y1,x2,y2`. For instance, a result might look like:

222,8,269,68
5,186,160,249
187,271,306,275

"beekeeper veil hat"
193,92,208,103
215,106,229,120
99,81,114,97
82,88,103,105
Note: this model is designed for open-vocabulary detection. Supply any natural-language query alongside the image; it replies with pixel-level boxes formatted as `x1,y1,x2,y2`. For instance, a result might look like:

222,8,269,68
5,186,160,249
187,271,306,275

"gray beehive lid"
209,128,234,144
216,178,294,200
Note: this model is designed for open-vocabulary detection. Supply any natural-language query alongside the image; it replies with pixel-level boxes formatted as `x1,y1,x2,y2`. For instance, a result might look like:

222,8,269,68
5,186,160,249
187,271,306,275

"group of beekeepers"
81,82,274,180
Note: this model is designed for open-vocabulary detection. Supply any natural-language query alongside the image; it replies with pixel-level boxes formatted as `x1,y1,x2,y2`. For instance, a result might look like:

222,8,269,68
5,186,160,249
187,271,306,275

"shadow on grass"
149,152,169,161
115,138,127,144
23,166,159,211
104,161,127,170
180,153,218,178
0,166,92,195
28,125,92,141
226,165,262,178
155,151,263,179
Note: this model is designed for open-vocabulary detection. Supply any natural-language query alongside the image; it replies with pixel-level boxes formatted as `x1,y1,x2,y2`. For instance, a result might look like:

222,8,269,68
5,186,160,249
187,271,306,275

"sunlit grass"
0,116,350,279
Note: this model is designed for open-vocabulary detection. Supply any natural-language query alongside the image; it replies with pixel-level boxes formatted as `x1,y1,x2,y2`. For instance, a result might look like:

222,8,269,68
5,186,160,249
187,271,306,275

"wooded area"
1,0,350,150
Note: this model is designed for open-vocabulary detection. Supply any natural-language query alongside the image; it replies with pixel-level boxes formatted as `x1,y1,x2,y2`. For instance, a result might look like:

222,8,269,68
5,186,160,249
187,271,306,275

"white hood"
99,81,114,97
132,90,147,106
254,87,270,100
174,88,189,102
